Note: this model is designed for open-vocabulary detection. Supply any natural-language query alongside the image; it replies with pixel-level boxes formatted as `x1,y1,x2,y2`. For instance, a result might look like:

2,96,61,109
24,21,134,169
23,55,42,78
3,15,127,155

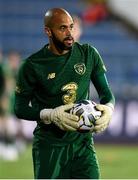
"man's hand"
40,104,79,131
93,103,114,133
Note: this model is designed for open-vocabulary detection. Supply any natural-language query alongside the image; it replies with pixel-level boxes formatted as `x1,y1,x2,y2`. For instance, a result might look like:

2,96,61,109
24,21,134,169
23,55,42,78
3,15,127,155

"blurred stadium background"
0,0,138,179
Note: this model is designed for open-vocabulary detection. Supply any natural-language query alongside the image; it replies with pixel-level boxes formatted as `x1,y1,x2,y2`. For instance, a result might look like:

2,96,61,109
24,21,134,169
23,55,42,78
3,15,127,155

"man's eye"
60,27,65,31
70,26,74,30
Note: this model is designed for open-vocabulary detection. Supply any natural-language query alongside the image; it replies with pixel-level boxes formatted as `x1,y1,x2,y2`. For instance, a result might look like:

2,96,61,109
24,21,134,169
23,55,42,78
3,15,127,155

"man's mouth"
64,37,74,45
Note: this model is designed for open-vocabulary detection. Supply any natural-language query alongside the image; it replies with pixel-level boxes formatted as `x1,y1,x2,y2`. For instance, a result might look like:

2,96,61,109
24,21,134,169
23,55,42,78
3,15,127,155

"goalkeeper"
14,8,115,179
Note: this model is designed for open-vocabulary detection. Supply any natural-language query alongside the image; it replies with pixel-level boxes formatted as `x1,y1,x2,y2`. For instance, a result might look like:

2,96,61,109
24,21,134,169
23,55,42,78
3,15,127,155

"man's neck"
48,44,70,55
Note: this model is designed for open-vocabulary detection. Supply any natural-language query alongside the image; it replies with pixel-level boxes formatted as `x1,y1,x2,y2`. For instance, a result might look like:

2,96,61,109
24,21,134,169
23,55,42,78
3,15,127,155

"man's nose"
66,28,72,36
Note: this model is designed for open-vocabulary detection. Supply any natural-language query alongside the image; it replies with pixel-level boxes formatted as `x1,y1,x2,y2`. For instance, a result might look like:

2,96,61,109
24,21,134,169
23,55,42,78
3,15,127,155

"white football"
70,100,101,131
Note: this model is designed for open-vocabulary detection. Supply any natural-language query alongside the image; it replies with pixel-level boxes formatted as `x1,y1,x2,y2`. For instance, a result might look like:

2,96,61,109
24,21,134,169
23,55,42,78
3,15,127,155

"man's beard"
51,30,74,51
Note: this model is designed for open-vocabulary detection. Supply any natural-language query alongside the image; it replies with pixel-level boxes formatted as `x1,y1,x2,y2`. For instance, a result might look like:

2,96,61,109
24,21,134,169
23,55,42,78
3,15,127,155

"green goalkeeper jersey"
14,42,115,145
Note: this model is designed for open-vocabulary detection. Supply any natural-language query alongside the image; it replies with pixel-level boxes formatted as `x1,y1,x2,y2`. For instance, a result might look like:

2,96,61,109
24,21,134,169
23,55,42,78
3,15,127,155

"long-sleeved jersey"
14,42,115,145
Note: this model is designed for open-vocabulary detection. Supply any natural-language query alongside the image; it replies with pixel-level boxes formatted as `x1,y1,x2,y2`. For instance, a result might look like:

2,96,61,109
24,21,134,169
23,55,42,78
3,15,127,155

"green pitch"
96,144,138,179
0,144,138,179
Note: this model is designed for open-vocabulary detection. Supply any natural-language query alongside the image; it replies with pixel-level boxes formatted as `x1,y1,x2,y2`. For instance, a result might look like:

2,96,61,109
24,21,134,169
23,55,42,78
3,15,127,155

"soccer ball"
70,100,101,131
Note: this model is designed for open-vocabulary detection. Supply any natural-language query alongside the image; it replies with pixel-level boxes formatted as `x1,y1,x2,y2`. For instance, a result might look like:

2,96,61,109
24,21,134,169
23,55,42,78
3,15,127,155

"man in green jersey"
14,8,115,179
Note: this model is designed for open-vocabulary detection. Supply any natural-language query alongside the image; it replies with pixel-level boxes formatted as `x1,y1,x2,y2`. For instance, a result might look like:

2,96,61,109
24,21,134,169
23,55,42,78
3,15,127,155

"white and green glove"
93,103,114,133
40,103,79,131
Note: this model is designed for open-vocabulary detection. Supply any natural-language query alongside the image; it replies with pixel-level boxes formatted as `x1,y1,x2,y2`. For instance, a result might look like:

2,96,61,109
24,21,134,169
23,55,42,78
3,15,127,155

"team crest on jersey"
74,63,86,75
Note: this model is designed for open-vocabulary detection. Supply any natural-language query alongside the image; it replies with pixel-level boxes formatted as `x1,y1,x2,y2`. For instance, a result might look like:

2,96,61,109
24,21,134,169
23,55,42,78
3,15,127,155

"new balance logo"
47,73,56,79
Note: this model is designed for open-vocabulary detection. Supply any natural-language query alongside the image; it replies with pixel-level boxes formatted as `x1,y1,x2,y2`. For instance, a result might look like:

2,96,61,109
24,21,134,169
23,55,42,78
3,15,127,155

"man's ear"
44,26,52,37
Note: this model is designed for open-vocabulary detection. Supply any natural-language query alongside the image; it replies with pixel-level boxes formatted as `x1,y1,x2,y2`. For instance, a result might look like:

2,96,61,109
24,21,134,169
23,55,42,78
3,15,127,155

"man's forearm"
14,95,41,121
92,73,115,106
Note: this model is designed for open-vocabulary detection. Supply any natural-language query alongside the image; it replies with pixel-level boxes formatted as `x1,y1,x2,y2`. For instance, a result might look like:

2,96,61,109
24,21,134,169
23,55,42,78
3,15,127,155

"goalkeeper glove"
40,103,79,131
93,103,114,133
